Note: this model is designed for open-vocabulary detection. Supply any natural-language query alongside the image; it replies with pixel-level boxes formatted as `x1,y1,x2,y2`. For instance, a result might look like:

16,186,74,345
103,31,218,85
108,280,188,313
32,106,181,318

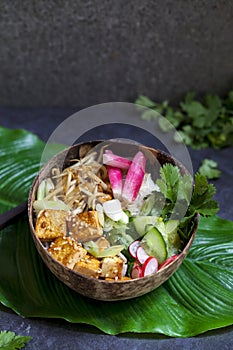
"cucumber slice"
133,216,158,236
140,227,167,264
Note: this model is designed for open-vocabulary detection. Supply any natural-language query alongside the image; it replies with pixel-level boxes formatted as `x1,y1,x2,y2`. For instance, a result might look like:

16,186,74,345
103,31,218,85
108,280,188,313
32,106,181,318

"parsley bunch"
136,90,233,149
0,331,31,350
156,164,219,239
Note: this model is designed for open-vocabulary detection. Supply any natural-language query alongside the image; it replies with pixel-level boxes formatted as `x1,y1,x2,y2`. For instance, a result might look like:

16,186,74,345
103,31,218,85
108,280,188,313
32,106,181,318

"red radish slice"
107,165,122,199
122,151,146,202
136,246,150,265
128,240,140,258
158,254,179,270
131,262,143,279
142,257,158,277
103,151,132,169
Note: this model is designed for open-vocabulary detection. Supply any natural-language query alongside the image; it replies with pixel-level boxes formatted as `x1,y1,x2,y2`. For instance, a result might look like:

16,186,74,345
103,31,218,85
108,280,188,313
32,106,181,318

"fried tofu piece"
35,209,67,241
67,210,103,243
74,255,101,278
48,236,87,269
100,256,124,280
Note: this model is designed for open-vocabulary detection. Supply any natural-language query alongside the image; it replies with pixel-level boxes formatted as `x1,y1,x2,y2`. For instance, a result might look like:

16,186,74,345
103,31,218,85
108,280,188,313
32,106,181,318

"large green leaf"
0,126,233,337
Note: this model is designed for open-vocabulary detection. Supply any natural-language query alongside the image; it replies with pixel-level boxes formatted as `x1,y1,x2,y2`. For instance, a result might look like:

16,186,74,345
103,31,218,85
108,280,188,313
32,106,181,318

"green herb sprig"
156,164,219,239
136,90,233,149
198,159,221,179
0,331,31,350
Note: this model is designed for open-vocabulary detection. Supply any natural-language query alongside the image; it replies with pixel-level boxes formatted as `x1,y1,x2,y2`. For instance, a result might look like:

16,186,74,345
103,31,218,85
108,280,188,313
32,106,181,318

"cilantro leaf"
177,174,193,203
198,159,221,179
0,331,31,350
135,95,158,109
180,100,208,126
156,164,193,205
156,164,219,238
136,90,233,149
204,94,222,115
156,163,180,203
189,173,219,216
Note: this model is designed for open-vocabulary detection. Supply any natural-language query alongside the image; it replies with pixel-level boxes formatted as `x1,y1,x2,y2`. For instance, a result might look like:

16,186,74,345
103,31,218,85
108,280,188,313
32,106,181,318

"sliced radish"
136,246,150,265
141,257,158,277
122,151,146,202
103,151,132,169
128,240,140,258
158,254,179,270
131,262,143,279
107,165,123,199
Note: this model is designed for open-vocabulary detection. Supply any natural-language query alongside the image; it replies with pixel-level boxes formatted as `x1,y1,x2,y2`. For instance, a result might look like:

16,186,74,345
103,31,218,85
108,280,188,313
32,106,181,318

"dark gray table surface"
0,107,232,349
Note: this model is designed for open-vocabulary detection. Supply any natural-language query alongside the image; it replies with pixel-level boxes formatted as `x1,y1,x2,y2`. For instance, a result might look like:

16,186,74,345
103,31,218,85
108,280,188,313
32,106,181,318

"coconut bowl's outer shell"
28,141,198,301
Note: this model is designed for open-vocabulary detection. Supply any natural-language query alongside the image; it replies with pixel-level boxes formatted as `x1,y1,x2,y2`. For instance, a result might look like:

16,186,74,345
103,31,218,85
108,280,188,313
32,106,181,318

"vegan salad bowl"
28,140,199,301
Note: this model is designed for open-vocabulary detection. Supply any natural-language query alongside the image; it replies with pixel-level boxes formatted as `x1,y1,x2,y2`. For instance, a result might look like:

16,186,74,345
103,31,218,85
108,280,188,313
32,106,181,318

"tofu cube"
35,209,67,241
74,255,101,278
67,210,103,243
100,257,124,280
48,236,87,269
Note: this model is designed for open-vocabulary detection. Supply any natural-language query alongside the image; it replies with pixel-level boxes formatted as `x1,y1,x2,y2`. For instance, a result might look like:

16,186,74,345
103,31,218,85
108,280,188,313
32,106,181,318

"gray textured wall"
0,0,232,107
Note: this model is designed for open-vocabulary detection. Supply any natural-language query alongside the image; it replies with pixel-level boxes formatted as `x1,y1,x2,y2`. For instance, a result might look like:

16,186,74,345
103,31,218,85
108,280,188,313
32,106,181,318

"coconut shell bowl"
28,140,198,301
